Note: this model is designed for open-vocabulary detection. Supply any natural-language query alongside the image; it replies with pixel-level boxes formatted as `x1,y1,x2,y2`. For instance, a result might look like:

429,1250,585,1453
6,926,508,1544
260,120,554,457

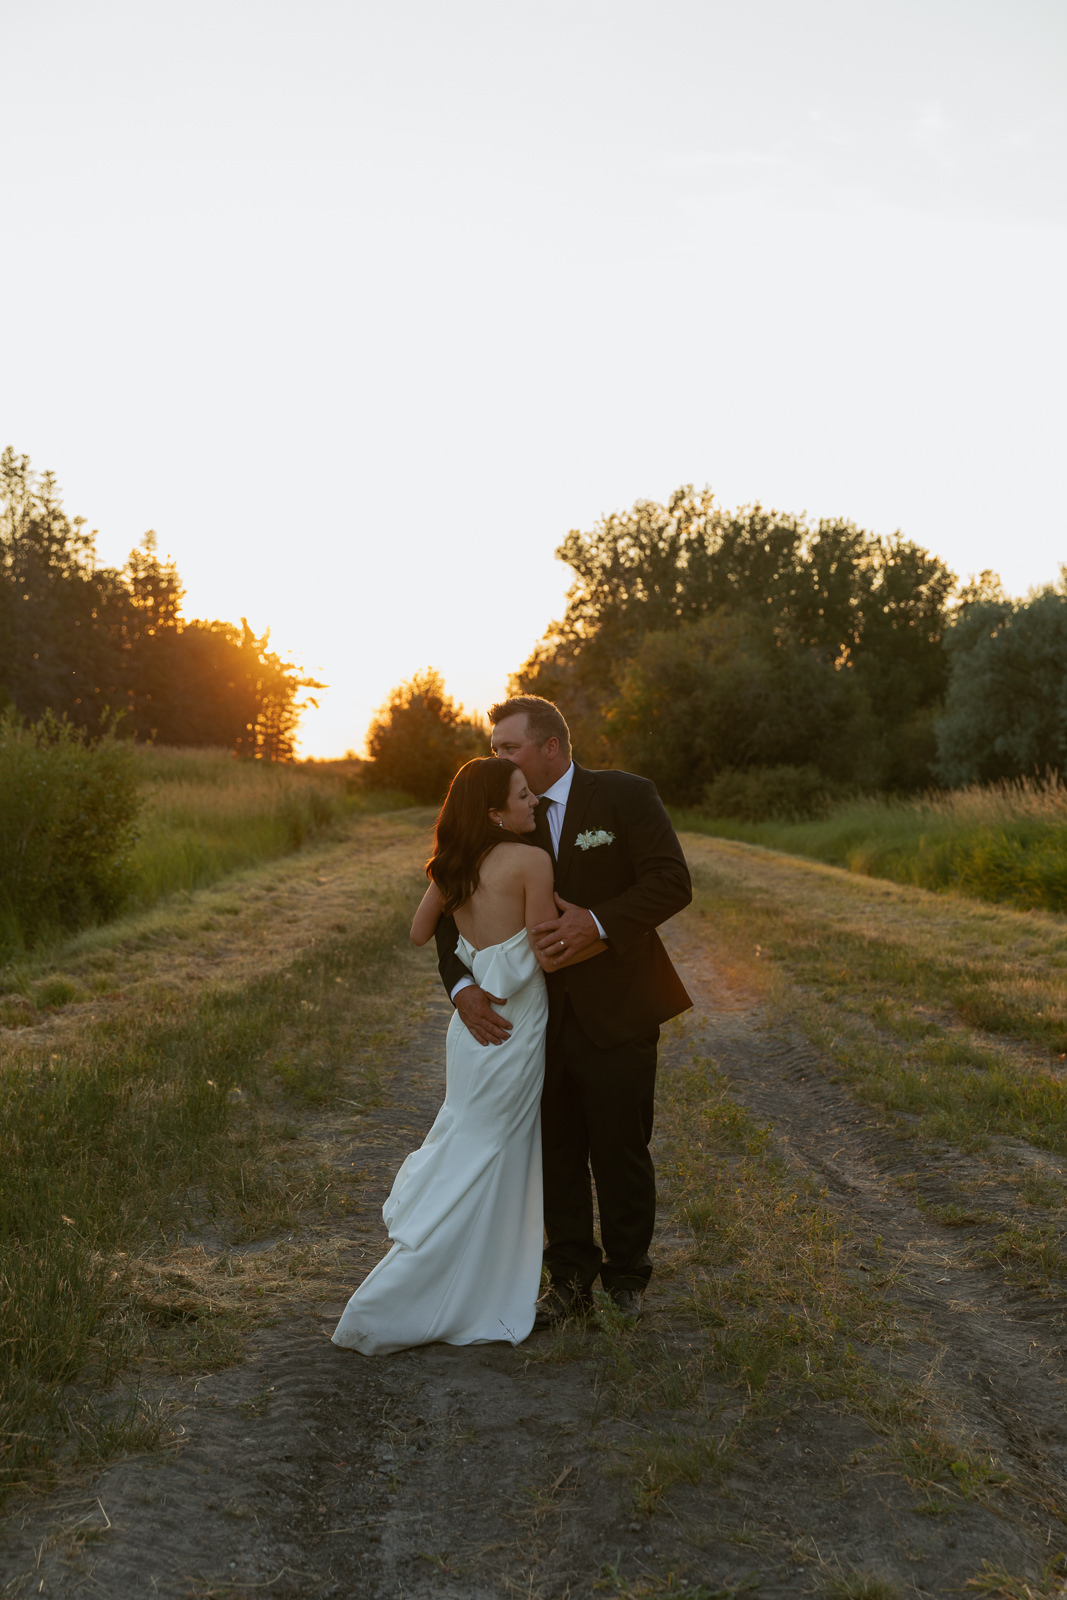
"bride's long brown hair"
427,758,531,916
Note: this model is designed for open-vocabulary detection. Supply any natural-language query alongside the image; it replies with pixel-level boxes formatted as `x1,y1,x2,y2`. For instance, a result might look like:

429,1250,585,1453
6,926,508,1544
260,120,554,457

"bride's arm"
411,879,445,946
523,849,557,935
524,852,606,970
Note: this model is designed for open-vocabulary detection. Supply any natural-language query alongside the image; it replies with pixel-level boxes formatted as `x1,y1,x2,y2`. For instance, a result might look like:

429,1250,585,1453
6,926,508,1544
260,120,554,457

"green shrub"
365,669,485,803
702,764,848,822
0,713,141,954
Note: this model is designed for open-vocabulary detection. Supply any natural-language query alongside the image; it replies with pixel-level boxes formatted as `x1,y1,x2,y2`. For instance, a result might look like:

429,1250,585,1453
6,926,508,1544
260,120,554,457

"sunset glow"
1,0,1063,757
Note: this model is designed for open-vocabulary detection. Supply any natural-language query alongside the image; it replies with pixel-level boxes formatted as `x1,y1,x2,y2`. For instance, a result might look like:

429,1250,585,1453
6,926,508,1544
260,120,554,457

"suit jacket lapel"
556,764,597,885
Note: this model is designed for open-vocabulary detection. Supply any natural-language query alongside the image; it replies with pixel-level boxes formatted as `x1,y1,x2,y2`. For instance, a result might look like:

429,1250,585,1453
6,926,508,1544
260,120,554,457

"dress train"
331,927,547,1356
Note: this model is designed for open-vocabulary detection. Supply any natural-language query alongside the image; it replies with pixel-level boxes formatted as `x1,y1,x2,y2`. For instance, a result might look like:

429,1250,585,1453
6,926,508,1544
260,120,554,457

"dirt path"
3,863,1067,1597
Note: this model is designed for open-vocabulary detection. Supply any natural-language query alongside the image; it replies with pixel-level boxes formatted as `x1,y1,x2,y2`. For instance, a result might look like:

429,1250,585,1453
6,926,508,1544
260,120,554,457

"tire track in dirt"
663,919,1067,1532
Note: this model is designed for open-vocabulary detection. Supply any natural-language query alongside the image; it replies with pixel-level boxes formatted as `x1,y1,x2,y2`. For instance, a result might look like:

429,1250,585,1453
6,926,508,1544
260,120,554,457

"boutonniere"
575,829,615,851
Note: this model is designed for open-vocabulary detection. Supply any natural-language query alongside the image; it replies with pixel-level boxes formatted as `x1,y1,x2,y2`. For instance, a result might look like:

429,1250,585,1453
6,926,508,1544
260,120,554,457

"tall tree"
935,587,1067,785
0,447,125,725
0,447,322,757
513,485,956,786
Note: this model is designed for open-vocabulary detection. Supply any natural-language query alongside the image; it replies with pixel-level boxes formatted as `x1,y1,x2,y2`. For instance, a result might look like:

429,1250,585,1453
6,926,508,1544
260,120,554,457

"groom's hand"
455,985,513,1046
533,895,600,970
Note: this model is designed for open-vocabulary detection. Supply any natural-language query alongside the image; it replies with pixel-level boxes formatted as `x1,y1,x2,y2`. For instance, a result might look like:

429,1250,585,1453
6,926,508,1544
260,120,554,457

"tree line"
0,449,321,758
369,485,1063,808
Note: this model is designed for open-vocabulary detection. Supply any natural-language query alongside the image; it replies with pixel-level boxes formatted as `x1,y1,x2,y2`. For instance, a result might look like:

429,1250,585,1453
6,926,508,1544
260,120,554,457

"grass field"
0,742,416,962
518,838,1067,1587
673,775,1067,915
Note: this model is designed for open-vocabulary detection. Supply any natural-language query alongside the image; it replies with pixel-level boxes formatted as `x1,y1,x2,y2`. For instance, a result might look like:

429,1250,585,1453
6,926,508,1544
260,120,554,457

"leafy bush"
702,765,848,822
365,669,484,803
0,712,141,952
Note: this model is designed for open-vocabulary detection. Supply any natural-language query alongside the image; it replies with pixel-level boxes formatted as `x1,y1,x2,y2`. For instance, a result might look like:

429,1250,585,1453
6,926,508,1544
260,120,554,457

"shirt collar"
539,762,574,805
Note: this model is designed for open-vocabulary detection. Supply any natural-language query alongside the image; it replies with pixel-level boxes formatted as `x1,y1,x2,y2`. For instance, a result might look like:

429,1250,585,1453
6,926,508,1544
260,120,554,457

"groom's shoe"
533,1283,595,1332
606,1287,643,1323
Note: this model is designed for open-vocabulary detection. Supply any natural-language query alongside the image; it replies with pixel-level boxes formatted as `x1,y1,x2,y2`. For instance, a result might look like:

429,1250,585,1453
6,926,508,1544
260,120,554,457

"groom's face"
490,714,558,796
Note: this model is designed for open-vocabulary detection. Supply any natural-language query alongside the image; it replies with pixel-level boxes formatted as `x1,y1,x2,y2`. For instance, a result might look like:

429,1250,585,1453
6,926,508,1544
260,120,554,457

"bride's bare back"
455,843,555,949
411,842,556,952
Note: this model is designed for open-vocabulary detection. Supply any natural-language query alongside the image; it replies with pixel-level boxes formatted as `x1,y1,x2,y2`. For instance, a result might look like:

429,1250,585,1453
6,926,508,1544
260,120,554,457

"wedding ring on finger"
559,939,567,949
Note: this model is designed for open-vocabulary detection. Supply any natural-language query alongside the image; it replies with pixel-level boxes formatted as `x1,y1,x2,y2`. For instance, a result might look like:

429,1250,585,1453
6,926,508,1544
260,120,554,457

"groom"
435,694,692,1324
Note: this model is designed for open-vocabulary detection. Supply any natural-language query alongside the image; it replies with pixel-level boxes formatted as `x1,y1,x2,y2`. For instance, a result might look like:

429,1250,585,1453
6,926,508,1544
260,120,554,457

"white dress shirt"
450,762,606,1000
537,761,575,856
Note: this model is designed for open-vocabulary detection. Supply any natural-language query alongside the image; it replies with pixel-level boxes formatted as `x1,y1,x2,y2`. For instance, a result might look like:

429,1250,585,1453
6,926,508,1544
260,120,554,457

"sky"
1,0,1064,757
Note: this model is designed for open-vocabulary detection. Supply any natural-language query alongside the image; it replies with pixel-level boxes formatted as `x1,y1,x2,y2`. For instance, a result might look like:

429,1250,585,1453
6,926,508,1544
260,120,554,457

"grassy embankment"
0,753,425,1506
673,777,1067,915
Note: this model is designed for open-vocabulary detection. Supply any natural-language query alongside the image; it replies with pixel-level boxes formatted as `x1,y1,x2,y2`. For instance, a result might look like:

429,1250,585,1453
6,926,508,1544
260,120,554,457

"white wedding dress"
332,927,547,1356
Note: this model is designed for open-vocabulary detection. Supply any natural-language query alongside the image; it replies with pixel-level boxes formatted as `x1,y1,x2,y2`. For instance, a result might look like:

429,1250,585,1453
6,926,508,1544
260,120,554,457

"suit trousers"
541,999,659,1293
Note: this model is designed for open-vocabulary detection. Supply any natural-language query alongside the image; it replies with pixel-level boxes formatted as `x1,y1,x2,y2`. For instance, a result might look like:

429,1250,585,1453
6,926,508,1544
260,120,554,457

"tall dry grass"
674,774,1067,914
128,746,413,908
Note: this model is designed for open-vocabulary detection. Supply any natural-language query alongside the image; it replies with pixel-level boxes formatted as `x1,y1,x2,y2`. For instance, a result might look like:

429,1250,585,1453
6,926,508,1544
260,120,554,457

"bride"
332,757,603,1357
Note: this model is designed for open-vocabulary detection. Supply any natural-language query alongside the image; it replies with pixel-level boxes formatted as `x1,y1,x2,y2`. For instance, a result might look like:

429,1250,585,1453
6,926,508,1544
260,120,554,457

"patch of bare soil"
3,912,1067,1597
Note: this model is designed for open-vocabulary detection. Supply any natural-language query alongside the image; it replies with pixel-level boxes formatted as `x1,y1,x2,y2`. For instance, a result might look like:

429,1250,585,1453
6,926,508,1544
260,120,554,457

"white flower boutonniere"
575,828,615,852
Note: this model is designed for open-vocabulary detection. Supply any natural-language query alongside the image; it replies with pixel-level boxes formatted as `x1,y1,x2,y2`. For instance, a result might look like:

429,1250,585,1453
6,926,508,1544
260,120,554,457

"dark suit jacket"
435,764,693,1048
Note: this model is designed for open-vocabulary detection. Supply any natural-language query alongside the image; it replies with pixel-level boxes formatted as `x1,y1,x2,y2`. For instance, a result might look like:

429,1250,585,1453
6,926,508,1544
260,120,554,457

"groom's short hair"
489,695,571,757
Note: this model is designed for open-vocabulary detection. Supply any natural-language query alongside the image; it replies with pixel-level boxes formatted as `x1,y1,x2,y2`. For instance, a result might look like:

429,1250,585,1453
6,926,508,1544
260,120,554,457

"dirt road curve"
3,907,1066,1598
